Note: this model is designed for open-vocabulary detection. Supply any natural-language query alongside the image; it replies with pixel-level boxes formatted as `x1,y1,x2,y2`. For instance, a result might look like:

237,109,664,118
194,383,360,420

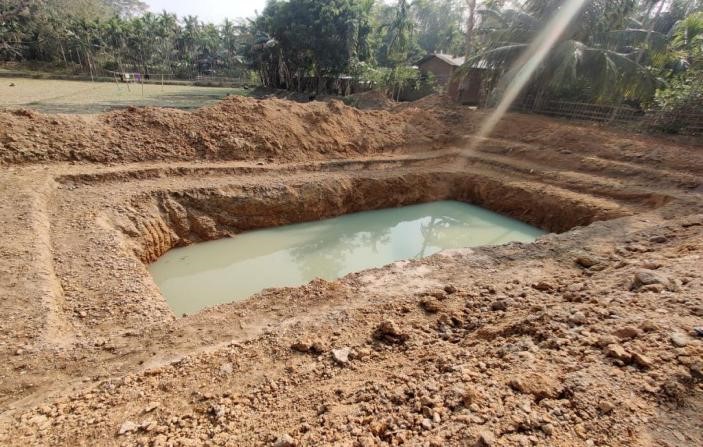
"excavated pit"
123,168,640,267
2,97,702,447
148,200,547,315
93,155,672,321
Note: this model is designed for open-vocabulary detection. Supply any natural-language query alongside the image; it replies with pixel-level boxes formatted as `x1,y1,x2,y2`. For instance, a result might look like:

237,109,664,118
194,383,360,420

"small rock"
290,341,311,353
444,284,457,294
598,401,615,414
626,243,647,253
670,332,689,347
641,260,662,270
273,434,296,447
420,418,432,430
144,402,160,413
541,423,554,435
332,347,351,365
641,283,665,293
612,326,641,340
490,300,508,311
508,374,562,401
570,311,587,325
632,352,653,369
373,320,409,344
290,339,324,354
566,282,585,292
476,431,496,446
596,335,618,348
681,215,703,228
631,270,679,292
694,327,703,337
532,281,553,292
649,235,668,243
420,299,442,314
219,362,234,375
575,254,603,268
118,421,139,435
640,320,658,332
604,344,631,362
141,420,157,432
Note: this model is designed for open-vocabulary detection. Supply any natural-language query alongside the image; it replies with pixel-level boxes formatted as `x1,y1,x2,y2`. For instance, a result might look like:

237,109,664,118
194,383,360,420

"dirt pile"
0,96,451,164
346,91,397,110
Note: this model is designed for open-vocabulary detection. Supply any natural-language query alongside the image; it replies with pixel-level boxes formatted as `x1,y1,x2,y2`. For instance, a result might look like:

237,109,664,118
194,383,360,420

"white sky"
146,0,269,23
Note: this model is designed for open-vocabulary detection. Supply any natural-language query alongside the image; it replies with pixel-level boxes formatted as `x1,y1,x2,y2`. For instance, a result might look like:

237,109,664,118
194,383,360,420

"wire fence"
644,106,703,136
100,69,250,86
513,96,703,136
0,63,251,87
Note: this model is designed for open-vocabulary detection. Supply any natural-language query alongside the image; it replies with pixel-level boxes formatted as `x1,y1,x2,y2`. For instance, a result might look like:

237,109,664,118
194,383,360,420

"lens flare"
468,0,588,150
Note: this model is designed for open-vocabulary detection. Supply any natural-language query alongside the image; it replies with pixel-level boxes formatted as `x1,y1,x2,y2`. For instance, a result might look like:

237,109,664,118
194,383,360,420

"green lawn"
0,77,249,114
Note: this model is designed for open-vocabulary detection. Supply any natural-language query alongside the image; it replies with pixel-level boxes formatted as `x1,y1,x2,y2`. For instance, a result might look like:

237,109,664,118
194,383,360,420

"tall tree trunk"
59,42,68,66
464,0,477,58
609,0,665,123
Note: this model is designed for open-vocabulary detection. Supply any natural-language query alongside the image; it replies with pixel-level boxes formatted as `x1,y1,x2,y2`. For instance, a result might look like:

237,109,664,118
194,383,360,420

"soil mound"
0,96,451,164
345,90,396,109
394,94,482,131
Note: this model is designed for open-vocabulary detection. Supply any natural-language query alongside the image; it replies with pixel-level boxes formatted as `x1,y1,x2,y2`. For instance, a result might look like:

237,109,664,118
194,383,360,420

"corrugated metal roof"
417,53,491,69
417,53,465,66
434,53,466,66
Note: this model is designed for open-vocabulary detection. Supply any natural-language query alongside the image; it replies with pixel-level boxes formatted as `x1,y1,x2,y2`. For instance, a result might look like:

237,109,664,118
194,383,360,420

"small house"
416,53,490,105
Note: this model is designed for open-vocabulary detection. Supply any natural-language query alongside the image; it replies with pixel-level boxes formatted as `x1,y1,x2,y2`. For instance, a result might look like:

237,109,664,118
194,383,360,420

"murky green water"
149,201,545,315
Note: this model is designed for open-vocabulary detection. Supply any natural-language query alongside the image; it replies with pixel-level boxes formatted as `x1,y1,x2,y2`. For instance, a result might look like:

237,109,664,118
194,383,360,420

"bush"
348,61,435,100
652,69,703,134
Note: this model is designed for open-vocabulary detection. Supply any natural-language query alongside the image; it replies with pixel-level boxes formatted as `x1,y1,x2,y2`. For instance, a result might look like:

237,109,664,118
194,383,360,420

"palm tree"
384,0,414,65
671,12,703,63
177,15,201,76
221,18,238,63
465,0,477,57
379,0,417,99
154,11,178,73
463,0,668,104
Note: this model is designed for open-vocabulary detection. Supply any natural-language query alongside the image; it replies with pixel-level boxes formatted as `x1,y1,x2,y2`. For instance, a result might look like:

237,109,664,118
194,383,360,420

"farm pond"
149,201,545,315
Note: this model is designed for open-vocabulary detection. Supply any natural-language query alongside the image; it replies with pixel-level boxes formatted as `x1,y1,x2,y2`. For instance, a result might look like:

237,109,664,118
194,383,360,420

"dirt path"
0,97,701,446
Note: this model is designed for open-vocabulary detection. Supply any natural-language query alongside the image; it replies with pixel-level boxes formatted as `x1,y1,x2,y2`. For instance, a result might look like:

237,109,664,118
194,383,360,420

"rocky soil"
0,95,702,446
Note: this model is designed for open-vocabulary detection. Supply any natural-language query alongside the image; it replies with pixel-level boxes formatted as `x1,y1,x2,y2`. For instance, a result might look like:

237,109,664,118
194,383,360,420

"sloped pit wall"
117,171,629,264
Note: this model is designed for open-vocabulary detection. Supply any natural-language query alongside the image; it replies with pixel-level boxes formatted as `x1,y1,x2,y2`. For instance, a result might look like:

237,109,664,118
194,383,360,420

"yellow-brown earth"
0,95,701,446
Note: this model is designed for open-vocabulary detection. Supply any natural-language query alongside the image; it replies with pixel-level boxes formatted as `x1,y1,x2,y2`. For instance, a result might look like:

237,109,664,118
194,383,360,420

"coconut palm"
671,12,703,61
383,0,414,65
464,0,669,103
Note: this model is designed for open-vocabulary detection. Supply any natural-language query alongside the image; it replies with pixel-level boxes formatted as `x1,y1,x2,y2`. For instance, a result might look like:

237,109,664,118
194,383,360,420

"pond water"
149,201,545,315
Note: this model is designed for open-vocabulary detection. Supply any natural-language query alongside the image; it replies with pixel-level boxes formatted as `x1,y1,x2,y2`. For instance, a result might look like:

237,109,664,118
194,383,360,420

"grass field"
0,77,249,114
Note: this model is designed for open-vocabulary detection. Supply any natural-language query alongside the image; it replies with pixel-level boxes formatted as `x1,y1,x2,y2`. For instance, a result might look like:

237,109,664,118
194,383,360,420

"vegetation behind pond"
1,1,701,126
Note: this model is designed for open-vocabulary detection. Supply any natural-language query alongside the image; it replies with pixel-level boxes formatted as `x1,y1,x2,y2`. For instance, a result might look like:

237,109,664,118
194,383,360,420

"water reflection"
149,201,545,315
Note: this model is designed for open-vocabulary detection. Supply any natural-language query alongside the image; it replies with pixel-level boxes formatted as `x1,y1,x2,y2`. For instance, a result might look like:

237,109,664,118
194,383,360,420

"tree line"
1,0,701,114
465,1,703,110
0,0,468,81
0,0,252,78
